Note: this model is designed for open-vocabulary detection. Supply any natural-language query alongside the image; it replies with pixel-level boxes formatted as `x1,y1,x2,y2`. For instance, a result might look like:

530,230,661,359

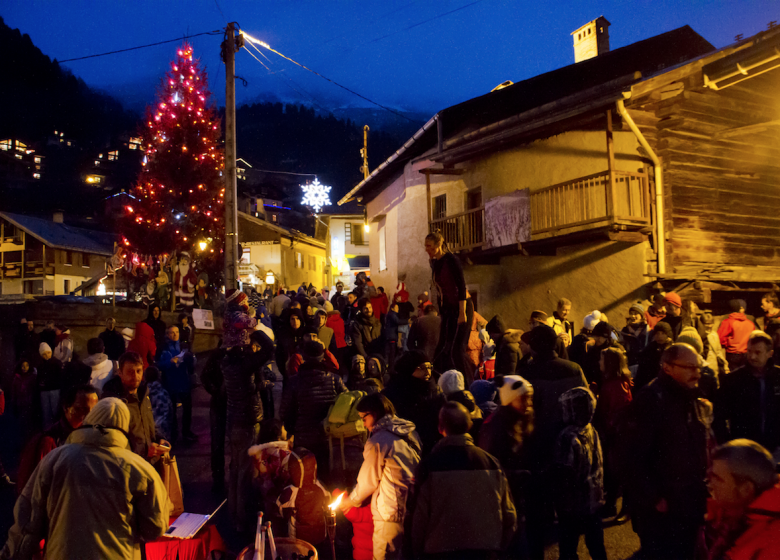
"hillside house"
339,22,780,325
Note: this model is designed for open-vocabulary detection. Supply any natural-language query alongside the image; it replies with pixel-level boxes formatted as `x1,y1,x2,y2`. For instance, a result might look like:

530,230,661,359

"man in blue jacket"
158,325,197,442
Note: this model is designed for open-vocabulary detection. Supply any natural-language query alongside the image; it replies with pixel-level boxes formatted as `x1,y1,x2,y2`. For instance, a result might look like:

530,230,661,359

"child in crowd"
554,386,607,560
334,488,373,560
276,447,330,549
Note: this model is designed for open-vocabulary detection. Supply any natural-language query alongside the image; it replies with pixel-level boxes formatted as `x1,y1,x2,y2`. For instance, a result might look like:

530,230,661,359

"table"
146,520,226,560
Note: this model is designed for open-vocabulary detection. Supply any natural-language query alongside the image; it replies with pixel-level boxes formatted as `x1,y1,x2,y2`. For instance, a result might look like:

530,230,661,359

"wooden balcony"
429,207,485,253
530,170,651,240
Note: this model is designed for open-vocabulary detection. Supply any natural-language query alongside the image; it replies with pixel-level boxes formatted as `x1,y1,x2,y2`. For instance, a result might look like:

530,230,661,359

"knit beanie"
591,322,613,339
729,299,746,313
677,327,703,354
653,321,673,337
486,315,508,338
84,397,130,432
498,375,532,406
323,301,334,312
39,342,52,356
394,350,429,378
664,292,682,308
438,370,465,397
469,380,497,405
629,302,645,315
226,288,248,308
301,340,325,361
583,311,602,331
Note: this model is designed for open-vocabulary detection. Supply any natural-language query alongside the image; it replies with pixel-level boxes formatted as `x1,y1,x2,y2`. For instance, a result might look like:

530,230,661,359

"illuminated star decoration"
301,178,331,213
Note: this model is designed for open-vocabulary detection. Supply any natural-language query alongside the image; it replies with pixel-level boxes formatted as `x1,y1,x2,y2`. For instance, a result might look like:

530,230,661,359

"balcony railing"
530,170,650,236
429,207,485,252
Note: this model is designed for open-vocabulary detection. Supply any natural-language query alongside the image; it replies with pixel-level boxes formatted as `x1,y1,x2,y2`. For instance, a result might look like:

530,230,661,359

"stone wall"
0,302,221,386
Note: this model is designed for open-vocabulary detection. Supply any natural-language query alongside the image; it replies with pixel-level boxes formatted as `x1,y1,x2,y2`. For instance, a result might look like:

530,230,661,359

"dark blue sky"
2,1,776,115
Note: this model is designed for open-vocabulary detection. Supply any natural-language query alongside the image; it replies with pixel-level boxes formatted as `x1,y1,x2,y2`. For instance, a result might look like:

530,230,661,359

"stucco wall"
466,240,651,330
364,128,651,317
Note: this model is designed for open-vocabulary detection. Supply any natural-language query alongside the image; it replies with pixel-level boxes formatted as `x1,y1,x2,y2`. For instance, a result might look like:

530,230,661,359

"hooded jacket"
350,415,422,522
127,322,157,370
325,312,347,349
83,352,115,394
221,338,275,428
718,312,757,354
350,312,383,359
276,448,330,546
1,424,169,560
411,434,517,556
487,315,524,376
143,306,167,351
100,327,127,361
36,356,63,392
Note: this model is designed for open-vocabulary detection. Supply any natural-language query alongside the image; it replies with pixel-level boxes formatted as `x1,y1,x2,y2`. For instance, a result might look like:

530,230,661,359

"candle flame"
329,492,345,511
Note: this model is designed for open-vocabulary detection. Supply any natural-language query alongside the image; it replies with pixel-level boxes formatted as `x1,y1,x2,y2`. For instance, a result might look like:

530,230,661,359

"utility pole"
222,23,243,290
359,125,370,180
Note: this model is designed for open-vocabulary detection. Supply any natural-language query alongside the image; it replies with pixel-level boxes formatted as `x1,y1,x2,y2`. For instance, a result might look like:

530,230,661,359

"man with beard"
174,251,197,310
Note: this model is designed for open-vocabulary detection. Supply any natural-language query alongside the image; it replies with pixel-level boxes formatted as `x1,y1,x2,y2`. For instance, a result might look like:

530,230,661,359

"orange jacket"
717,313,756,354
714,484,780,560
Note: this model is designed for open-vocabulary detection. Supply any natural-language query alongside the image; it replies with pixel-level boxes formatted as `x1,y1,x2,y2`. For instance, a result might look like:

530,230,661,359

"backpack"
323,390,367,471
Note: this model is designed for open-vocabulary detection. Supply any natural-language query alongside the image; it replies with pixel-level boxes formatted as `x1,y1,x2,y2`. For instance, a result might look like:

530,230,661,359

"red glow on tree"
122,43,224,257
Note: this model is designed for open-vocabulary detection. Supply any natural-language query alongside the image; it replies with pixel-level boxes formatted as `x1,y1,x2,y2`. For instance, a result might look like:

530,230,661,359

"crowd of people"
2,232,780,559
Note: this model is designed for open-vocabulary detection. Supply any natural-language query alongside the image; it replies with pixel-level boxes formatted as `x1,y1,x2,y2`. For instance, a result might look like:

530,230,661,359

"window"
108,150,119,161
0,139,11,151
433,194,447,220
345,222,352,243
33,173,41,179
64,251,73,265
23,280,43,295
352,224,367,245
588,27,591,35
271,214,277,222
379,217,387,271
240,248,251,264
64,279,70,294
295,252,302,268
466,187,482,210
309,255,316,271
34,156,42,163
129,137,142,150
82,253,90,267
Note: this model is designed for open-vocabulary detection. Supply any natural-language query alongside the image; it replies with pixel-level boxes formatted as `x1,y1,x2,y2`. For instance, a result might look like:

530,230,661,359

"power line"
213,0,228,24
366,0,486,45
241,31,415,122
57,30,222,63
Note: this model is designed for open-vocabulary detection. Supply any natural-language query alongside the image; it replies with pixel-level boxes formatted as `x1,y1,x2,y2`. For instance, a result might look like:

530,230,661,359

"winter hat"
629,302,646,315
84,397,130,432
323,301,334,312
729,299,746,312
498,375,532,406
530,310,549,323
394,350,430,378
527,325,558,354
121,328,134,342
469,380,497,406
438,370,465,397
664,292,682,308
226,288,248,308
301,339,325,361
39,342,52,356
583,311,603,332
677,327,703,354
559,387,596,428
591,321,613,339
653,321,673,337
486,315,508,338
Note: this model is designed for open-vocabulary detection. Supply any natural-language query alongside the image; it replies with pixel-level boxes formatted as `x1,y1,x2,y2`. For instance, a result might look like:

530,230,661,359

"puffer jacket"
0,425,169,560
221,338,274,429
127,322,156,370
280,359,346,448
718,312,757,354
83,353,115,394
350,415,422,522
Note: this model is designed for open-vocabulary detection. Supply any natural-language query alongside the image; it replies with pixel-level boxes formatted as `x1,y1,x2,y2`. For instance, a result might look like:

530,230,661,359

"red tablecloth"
145,519,226,560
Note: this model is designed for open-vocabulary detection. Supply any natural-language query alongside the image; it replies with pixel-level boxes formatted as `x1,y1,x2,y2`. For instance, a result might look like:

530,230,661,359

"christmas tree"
122,43,224,261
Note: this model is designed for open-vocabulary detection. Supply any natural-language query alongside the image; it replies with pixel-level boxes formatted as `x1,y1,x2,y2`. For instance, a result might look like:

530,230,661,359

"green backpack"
324,390,367,471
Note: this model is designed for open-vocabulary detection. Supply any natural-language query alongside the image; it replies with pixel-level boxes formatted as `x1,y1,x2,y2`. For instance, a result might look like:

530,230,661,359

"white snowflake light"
301,178,331,213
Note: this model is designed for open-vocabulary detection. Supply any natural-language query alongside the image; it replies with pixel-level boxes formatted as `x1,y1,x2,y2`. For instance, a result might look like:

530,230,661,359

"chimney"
53,211,64,223
571,16,610,63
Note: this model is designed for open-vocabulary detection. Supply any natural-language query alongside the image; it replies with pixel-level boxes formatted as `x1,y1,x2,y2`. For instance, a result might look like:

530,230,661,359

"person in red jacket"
706,439,780,560
718,299,757,371
126,321,157,370
334,489,373,560
325,302,348,376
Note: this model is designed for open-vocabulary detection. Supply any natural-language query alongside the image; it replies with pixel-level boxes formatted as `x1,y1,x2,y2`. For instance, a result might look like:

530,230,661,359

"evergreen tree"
122,43,224,261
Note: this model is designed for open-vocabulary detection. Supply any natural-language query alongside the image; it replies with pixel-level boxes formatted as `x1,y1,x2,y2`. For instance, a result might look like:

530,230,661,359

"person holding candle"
340,393,422,560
